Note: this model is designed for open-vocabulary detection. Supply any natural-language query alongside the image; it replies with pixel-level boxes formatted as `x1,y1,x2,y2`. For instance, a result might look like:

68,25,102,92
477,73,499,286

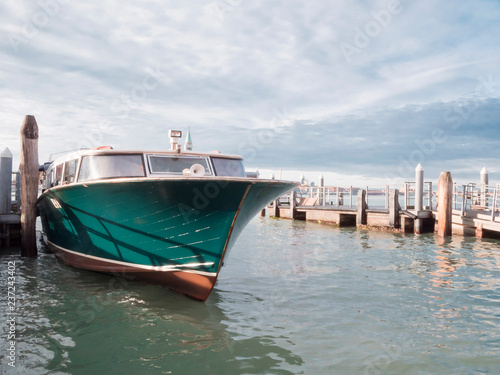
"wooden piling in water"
475,223,484,239
356,189,366,225
414,217,422,235
437,171,453,238
271,199,280,218
20,115,39,257
389,189,399,228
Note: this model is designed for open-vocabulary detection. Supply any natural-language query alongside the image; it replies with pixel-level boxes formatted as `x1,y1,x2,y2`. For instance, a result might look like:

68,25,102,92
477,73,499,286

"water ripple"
1,219,500,374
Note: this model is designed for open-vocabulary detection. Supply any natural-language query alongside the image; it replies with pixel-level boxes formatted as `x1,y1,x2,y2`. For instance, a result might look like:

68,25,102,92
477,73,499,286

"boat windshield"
211,157,246,177
78,154,145,182
148,155,210,175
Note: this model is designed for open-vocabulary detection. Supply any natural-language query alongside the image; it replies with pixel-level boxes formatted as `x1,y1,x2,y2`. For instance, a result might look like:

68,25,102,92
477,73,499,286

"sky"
1,0,500,187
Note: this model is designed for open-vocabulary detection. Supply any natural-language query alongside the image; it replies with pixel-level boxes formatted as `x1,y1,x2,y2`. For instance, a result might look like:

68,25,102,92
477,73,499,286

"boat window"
78,154,145,182
148,155,211,175
55,164,63,186
63,159,78,184
211,157,246,177
46,167,55,188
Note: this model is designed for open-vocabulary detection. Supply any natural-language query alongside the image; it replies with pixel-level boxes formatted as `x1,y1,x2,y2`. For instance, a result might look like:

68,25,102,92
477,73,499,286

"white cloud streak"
1,0,500,183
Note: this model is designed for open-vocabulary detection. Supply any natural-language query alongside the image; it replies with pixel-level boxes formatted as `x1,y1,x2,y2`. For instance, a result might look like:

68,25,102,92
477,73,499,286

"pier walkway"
268,172,500,239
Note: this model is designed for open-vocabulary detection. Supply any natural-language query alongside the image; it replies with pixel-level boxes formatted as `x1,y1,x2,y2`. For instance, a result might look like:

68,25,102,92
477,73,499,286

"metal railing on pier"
291,184,432,211
290,185,395,210
282,181,500,222
451,183,500,221
402,181,435,211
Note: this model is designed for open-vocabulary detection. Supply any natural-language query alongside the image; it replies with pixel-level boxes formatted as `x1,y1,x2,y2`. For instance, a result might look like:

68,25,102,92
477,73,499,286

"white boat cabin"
42,149,246,190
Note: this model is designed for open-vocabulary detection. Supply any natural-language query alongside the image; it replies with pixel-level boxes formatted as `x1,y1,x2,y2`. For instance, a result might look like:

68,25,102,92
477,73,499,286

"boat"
37,130,297,301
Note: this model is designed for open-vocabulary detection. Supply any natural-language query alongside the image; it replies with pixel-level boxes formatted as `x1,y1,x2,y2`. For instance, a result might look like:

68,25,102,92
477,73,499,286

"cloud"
241,98,500,182
0,0,499,184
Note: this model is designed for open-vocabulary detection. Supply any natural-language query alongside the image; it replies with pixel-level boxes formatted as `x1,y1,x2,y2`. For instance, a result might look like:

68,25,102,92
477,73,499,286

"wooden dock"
0,148,22,247
267,167,500,240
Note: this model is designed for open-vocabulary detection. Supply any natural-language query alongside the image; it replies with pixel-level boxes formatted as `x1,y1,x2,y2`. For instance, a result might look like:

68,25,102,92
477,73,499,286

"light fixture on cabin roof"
169,130,182,152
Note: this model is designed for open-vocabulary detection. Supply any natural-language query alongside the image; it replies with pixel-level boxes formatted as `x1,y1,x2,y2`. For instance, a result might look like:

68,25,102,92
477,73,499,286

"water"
1,218,500,374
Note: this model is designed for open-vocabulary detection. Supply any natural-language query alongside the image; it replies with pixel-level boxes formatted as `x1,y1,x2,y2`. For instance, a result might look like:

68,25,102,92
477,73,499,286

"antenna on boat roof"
169,130,182,152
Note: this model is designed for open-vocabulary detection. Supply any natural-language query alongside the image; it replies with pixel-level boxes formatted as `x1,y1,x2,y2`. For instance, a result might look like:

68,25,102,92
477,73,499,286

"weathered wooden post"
475,223,484,238
414,218,422,234
0,148,13,214
20,115,39,257
437,171,453,238
389,189,399,228
356,189,367,225
271,199,280,218
289,190,296,219
480,167,488,207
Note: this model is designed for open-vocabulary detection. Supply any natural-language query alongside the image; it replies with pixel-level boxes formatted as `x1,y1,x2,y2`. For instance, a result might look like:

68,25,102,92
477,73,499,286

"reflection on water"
0,242,302,375
430,240,461,288
1,218,500,374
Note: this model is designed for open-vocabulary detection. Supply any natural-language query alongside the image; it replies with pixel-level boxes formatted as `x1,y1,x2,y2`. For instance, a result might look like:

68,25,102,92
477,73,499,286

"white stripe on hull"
47,240,217,277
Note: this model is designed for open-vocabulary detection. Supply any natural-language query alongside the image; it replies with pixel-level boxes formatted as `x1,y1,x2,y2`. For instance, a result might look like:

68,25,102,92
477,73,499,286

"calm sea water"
1,217,500,374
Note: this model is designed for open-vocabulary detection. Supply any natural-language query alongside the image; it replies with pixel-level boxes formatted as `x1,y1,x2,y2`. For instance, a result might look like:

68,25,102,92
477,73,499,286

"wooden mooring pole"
271,199,280,218
389,189,399,228
20,115,39,257
356,189,367,225
437,171,453,238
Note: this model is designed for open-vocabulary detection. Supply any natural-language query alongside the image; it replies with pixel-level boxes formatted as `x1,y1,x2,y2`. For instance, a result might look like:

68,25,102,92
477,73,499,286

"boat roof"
48,148,244,165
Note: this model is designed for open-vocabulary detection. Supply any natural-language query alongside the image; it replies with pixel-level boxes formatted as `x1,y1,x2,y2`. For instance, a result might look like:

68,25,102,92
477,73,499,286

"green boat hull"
37,178,295,300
